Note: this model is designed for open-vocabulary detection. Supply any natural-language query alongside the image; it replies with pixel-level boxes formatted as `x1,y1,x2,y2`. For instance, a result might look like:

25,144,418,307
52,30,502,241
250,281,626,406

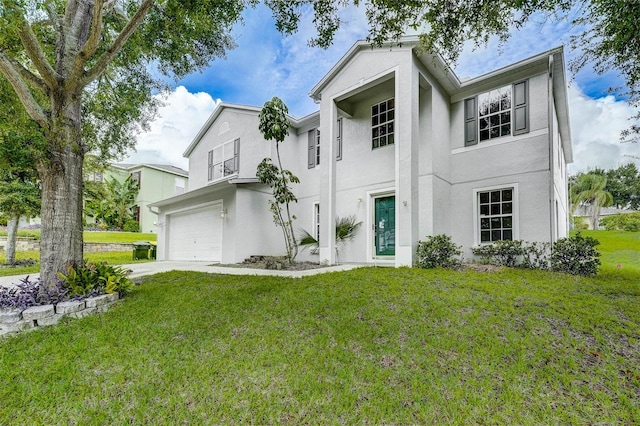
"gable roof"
112,163,189,177
183,102,320,157
309,36,572,162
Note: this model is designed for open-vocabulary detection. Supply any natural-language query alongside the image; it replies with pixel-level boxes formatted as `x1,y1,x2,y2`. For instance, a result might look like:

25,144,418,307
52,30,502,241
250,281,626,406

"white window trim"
207,138,239,184
311,202,320,255
371,97,395,150
472,183,519,246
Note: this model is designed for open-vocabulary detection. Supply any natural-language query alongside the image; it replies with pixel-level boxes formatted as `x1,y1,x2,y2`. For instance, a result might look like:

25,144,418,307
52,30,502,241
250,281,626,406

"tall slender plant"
256,97,299,264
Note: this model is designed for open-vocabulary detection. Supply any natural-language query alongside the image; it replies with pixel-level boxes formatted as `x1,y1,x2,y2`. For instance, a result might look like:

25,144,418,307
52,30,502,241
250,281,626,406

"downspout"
548,54,557,243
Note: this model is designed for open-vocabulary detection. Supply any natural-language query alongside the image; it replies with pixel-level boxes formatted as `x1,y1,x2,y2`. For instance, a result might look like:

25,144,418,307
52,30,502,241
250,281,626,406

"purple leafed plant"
0,277,70,310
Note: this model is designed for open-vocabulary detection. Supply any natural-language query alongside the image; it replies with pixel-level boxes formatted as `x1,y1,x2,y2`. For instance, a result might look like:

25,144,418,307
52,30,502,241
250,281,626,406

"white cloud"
124,86,219,170
568,85,640,173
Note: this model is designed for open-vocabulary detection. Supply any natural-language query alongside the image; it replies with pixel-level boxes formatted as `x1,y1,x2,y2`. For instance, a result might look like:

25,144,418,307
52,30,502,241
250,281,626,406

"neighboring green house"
86,163,189,233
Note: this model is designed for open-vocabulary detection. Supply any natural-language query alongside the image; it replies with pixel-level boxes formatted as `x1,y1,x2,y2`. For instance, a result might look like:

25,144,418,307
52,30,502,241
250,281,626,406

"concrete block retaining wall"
0,293,119,337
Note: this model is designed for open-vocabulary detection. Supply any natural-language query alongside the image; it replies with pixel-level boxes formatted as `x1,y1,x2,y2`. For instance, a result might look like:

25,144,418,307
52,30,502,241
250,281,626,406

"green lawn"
0,252,152,278
0,229,156,243
0,233,639,423
576,230,640,274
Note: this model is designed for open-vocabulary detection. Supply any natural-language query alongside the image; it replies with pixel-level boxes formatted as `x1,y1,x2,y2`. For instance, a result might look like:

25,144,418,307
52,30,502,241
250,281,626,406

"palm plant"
570,173,614,230
299,215,362,264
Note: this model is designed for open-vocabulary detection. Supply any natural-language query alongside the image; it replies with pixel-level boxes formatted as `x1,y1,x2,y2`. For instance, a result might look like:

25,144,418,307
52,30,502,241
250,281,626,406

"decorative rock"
22,305,55,321
0,310,22,324
56,300,86,314
0,319,35,335
70,307,97,319
36,314,65,327
85,294,113,308
105,292,119,303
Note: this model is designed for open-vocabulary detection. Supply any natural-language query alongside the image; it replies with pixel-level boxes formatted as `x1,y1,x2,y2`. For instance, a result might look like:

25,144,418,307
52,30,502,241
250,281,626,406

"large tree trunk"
5,215,19,265
38,93,85,286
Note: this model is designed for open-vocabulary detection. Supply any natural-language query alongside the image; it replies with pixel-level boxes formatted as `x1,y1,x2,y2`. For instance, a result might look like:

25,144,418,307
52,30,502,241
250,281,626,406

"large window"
208,138,239,182
372,99,394,149
478,85,512,141
478,188,514,243
465,80,528,146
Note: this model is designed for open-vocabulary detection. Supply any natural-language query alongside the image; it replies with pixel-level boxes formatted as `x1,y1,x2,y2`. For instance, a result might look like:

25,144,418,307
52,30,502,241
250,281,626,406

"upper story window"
208,138,239,182
465,80,528,146
131,171,141,186
372,99,394,149
174,177,185,195
308,128,320,168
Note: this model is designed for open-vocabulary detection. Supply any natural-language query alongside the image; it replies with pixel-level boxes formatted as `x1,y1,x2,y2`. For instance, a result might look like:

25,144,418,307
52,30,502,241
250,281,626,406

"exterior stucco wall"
188,109,270,191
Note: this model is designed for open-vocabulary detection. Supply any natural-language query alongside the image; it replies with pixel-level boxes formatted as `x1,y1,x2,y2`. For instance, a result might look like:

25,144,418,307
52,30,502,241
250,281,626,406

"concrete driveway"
0,261,364,288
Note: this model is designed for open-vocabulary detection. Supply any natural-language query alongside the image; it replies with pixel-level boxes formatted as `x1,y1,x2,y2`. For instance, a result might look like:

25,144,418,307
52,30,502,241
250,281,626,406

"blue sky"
127,3,638,173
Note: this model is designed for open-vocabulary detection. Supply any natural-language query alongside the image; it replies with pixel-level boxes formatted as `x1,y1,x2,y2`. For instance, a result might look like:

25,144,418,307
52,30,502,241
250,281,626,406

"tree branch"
71,0,105,82
0,52,49,130
0,53,48,93
11,6,60,90
81,0,155,87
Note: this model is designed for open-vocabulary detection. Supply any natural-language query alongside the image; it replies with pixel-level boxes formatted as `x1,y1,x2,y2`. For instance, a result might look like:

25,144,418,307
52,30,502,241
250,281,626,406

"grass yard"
0,231,638,423
0,252,152,278
0,229,156,243
577,230,640,274
1,239,639,423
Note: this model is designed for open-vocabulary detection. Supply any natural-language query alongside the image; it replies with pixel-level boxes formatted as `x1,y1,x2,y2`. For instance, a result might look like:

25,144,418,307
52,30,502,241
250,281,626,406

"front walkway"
0,261,365,288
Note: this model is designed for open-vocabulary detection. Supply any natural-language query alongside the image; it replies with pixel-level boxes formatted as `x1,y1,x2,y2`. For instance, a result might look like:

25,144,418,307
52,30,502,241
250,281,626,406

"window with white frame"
313,203,320,241
308,128,320,168
208,138,239,182
465,80,528,146
478,188,514,243
336,117,343,161
372,98,394,149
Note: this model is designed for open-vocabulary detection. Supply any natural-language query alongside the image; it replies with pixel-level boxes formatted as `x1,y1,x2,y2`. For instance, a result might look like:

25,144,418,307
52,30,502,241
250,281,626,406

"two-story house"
151,37,572,266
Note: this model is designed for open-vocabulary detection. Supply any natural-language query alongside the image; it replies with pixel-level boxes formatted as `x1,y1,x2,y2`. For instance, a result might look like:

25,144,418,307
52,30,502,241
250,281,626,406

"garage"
167,203,222,261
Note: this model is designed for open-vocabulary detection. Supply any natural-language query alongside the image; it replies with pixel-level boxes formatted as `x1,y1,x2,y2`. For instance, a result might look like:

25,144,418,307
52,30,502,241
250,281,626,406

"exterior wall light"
220,208,227,219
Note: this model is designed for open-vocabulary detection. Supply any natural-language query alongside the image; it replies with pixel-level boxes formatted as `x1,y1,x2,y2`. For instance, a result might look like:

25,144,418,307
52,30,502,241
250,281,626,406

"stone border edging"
0,293,119,337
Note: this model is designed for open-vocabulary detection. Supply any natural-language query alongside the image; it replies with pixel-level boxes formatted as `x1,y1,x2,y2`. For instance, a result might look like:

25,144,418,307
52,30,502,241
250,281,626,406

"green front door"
375,196,395,256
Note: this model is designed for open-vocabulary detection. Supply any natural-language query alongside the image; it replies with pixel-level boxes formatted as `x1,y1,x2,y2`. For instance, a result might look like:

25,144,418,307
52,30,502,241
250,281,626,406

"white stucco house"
150,37,572,267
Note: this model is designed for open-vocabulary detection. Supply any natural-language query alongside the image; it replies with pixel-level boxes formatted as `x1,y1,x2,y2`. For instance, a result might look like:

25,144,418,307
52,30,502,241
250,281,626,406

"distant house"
151,36,572,265
86,163,189,233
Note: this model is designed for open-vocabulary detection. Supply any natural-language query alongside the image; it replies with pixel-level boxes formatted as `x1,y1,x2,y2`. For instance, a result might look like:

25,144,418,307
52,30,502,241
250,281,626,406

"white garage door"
167,204,222,261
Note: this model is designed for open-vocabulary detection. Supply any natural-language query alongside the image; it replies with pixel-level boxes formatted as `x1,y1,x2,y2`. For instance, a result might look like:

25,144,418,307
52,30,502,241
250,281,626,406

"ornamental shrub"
472,240,551,269
600,212,640,232
550,232,601,276
123,219,141,233
415,234,462,269
471,240,524,267
58,261,134,297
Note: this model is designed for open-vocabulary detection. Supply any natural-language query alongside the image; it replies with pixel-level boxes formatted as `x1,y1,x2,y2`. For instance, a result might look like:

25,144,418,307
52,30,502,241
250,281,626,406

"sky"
125,3,639,174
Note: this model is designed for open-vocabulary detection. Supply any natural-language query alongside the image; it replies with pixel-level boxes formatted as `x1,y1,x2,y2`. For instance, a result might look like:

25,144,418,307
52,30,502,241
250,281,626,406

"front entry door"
374,196,395,256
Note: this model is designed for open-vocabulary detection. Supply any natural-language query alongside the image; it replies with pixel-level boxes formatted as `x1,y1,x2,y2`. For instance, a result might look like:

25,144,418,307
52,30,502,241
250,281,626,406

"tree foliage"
84,175,139,231
570,172,614,229
591,164,640,210
0,77,42,264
